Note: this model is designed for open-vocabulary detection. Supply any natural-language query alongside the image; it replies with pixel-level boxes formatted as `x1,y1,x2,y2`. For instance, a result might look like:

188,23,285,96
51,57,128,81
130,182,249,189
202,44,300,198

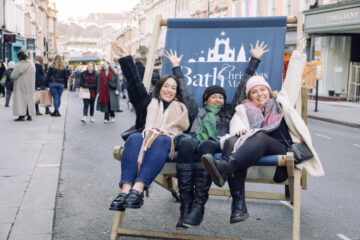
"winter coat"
73,70,81,88
11,60,36,116
227,50,324,177
35,63,45,89
45,67,69,88
135,61,145,81
172,56,261,140
137,98,190,166
5,68,14,91
80,70,98,100
98,70,120,112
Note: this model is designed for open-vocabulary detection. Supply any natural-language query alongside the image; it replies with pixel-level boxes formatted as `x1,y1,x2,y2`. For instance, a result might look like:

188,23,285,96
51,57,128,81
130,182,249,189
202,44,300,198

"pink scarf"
233,99,283,151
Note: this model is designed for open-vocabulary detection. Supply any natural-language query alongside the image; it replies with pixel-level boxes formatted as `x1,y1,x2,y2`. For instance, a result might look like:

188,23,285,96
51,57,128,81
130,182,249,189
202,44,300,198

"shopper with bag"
11,51,36,121
45,55,69,117
34,55,48,115
4,61,15,107
80,62,98,123
98,61,119,123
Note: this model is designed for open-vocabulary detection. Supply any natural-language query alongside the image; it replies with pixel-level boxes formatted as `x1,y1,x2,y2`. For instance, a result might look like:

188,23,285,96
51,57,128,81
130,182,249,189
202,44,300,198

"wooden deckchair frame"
111,14,306,240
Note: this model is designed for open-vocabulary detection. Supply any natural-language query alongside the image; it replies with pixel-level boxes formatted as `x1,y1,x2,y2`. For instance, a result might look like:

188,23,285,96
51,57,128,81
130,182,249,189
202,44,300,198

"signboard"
27,38,35,50
161,17,286,105
304,3,360,33
4,34,16,43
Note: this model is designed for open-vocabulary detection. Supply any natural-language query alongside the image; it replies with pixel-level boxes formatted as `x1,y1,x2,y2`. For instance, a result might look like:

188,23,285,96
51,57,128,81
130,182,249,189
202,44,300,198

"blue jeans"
49,82,64,111
120,133,171,189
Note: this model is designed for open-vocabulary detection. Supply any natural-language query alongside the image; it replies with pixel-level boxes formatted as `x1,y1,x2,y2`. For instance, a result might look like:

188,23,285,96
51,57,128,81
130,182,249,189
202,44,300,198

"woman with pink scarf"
201,39,324,224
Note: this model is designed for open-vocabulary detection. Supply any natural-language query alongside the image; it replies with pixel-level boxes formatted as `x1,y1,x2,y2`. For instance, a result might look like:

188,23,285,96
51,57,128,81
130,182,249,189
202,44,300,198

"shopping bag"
0,75,6,86
40,90,53,107
34,91,41,104
78,87,90,99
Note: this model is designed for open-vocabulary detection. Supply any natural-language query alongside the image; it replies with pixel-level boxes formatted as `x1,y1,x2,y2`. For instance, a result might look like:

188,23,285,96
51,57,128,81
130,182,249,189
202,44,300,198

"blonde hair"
50,55,66,70
34,55,45,70
242,91,278,104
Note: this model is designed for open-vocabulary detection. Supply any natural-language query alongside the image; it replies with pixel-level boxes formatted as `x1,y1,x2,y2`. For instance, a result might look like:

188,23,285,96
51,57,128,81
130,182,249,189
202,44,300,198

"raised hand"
296,38,306,54
250,40,270,59
165,49,183,67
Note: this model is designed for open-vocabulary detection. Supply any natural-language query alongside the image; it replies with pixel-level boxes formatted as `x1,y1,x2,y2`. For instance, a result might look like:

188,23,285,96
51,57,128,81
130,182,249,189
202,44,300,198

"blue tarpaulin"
161,17,287,105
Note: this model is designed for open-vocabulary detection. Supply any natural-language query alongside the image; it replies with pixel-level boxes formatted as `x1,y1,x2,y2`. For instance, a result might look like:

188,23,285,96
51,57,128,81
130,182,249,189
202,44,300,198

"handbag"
0,74,6,86
79,87,90,99
39,90,53,107
280,132,313,164
121,125,144,141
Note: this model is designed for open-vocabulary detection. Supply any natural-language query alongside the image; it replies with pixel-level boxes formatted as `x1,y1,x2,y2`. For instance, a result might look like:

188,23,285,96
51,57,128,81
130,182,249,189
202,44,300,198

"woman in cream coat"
201,39,324,223
11,51,36,121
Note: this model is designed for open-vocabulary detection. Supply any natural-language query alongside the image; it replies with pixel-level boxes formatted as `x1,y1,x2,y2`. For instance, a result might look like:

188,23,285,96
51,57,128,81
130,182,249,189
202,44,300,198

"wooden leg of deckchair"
293,168,301,240
110,211,126,240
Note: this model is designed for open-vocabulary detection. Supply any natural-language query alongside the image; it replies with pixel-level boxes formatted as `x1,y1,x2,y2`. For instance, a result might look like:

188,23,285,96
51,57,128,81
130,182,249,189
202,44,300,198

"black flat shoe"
26,116,32,121
109,193,127,211
14,117,25,121
123,189,143,209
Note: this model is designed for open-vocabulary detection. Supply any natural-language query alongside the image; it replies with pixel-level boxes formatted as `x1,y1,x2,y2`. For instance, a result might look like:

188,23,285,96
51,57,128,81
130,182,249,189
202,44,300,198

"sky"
52,0,140,21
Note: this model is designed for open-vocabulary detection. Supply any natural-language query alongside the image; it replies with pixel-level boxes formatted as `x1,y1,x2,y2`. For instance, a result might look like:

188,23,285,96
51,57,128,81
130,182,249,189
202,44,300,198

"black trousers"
104,102,115,120
83,99,95,116
177,136,221,163
224,132,288,183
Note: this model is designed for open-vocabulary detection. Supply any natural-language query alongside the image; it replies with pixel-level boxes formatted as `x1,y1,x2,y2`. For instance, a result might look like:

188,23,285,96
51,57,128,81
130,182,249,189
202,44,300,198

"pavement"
0,91,359,240
0,91,68,240
307,100,360,128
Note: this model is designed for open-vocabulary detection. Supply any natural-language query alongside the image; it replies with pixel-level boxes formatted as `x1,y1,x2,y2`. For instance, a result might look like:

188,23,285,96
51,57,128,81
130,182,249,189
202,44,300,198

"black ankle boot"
201,154,236,187
14,116,25,121
176,163,194,230
228,170,249,223
182,162,212,228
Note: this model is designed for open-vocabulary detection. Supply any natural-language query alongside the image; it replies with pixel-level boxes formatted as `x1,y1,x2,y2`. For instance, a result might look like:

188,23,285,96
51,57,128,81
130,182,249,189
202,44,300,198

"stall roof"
69,57,101,63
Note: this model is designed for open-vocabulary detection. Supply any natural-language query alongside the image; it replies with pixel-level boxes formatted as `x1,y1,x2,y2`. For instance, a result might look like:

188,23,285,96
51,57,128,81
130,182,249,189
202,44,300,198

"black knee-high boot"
176,163,194,230
182,162,212,227
227,169,249,223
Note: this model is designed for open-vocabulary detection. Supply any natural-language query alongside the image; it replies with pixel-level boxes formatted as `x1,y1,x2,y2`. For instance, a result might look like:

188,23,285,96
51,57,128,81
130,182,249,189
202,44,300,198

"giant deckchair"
110,14,307,240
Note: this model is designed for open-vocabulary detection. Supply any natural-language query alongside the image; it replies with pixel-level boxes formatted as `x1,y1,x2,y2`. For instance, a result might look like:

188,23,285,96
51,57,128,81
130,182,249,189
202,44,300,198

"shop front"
11,36,25,63
304,1,360,101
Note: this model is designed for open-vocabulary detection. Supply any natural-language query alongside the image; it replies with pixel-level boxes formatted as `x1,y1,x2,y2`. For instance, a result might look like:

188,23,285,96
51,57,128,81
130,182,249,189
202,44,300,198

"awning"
69,57,101,63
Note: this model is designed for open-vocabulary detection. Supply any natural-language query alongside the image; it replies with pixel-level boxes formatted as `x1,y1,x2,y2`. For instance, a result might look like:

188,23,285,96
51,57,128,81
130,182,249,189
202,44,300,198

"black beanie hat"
202,85,227,104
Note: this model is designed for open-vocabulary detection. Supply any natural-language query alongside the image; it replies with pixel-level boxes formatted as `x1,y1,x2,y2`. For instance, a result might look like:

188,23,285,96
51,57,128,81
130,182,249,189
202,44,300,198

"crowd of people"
0,51,130,123
109,38,324,231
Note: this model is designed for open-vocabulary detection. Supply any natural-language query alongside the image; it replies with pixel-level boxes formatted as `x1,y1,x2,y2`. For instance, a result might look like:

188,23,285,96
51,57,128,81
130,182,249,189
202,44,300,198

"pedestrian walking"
0,61,6,98
34,55,47,115
10,51,36,121
45,55,69,117
72,67,81,91
4,61,15,107
0,61,7,97
98,61,119,123
80,62,98,123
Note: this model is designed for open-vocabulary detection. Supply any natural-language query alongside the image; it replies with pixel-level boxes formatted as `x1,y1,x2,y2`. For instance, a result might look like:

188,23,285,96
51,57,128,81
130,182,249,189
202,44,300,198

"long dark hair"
152,74,183,103
17,51,28,61
0,61,6,75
